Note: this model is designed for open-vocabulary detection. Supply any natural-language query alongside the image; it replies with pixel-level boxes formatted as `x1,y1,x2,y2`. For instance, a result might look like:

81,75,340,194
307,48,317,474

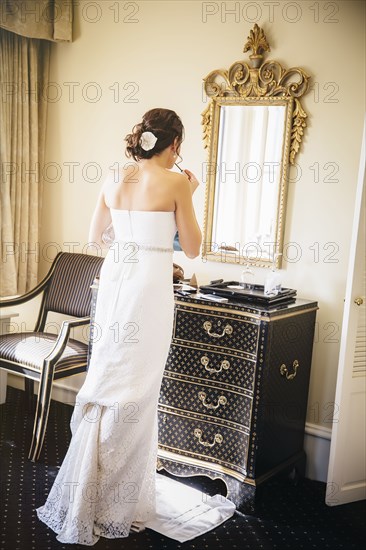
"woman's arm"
88,176,113,248
174,171,202,259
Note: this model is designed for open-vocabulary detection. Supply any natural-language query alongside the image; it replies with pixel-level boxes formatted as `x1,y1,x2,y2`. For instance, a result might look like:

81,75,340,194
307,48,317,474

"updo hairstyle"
125,108,184,161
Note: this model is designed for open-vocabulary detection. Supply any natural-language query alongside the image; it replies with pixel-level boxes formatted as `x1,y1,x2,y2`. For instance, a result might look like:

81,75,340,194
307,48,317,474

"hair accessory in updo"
125,108,183,161
140,131,157,151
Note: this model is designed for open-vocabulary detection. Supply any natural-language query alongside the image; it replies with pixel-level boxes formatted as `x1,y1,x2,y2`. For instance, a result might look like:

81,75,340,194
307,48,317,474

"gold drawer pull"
198,391,227,410
194,428,223,447
201,355,230,374
203,321,233,338
280,360,299,380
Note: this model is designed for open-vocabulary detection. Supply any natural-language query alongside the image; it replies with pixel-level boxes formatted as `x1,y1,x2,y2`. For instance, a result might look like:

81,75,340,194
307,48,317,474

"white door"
326,120,366,506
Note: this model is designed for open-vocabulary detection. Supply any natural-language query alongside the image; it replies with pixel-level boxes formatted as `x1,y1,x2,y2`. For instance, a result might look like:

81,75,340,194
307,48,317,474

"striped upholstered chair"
0,252,104,461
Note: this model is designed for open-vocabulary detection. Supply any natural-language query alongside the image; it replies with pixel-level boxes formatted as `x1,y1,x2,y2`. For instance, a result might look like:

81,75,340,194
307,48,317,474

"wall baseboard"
5,375,331,483
5,372,84,407
303,422,331,483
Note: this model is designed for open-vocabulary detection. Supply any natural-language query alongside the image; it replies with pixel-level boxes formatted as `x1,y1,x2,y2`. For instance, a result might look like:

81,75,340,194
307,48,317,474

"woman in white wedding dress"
37,108,202,545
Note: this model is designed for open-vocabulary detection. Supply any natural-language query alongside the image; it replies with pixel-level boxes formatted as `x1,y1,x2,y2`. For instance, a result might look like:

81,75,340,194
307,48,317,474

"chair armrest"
63,317,91,329
44,317,91,365
0,251,66,308
0,277,50,308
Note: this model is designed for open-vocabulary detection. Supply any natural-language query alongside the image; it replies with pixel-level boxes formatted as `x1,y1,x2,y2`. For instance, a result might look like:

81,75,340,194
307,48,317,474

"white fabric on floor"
145,473,236,542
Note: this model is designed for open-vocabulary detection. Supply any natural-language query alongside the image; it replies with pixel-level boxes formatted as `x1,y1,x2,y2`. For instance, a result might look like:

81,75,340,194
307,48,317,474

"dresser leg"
288,450,307,485
224,477,257,512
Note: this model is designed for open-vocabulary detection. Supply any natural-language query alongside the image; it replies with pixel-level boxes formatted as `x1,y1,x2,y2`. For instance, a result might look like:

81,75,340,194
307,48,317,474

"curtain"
0,2,72,297
0,29,50,296
0,0,72,42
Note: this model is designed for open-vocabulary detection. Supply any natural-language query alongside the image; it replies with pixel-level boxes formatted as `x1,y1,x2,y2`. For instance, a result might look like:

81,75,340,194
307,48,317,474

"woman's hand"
183,169,199,194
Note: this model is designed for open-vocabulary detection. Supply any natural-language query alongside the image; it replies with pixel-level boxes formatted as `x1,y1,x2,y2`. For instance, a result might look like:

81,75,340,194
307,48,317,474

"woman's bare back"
103,163,182,213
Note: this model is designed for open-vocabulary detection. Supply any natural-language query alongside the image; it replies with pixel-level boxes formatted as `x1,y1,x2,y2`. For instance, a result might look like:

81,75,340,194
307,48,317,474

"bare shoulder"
167,171,190,193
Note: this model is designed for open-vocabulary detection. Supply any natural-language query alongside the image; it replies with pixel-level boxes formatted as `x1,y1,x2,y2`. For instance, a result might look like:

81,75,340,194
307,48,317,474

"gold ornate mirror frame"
201,24,310,268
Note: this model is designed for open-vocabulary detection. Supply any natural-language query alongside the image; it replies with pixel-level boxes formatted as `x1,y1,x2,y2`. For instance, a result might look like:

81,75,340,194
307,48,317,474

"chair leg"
28,368,54,462
24,378,35,414
0,370,8,404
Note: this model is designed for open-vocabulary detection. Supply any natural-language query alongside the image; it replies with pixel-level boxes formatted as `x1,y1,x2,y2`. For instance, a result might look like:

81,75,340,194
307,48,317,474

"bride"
37,108,202,545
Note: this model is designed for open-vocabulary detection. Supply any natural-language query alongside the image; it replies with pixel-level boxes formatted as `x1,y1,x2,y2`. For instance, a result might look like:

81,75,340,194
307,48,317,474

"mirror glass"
212,104,286,262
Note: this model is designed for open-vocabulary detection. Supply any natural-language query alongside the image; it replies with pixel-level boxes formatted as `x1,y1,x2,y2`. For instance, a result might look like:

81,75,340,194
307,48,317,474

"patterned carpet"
1,387,365,550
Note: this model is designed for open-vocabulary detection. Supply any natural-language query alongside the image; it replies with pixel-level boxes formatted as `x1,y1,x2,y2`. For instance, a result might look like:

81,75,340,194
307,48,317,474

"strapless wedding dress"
37,209,177,545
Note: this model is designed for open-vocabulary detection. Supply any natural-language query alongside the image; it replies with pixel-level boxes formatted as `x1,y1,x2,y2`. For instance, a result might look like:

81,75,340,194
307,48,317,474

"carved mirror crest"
201,24,310,268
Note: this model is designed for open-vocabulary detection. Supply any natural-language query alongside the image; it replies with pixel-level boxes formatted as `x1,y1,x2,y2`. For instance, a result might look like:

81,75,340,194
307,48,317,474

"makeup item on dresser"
189,273,198,289
240,264,255,291
194,293,229,303
175,284,197,297
264,253,283,296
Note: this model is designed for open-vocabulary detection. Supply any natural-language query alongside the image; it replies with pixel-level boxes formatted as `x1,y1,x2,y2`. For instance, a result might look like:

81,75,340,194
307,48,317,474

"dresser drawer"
173,307,260,357
160,376,253,428
158,410,248,475
165,344,256,393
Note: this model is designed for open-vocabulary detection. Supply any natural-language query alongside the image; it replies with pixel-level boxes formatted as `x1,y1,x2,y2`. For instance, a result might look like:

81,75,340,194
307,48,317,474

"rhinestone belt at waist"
113,240,173,253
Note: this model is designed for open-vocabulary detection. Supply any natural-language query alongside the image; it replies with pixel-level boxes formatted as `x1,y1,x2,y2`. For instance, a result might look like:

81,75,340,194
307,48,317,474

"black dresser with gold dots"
157,295,318,510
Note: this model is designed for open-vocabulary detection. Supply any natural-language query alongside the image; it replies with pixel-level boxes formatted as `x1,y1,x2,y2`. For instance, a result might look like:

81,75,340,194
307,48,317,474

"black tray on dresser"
199,281,297,307
157,293,318,512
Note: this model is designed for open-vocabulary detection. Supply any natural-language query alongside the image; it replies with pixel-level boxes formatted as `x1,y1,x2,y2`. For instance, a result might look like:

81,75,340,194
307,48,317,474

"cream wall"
7,0,365,477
